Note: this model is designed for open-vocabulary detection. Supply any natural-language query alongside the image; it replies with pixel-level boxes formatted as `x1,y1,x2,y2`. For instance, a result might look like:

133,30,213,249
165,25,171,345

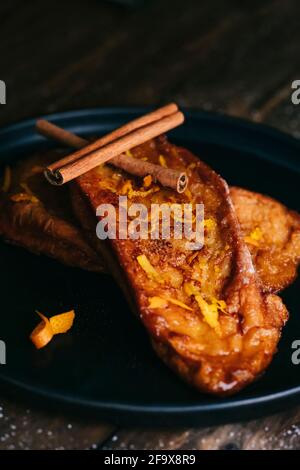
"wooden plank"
102,407,300,450
171,0,300,118
0,396,114,450
259,95,300,138
0,0,275,125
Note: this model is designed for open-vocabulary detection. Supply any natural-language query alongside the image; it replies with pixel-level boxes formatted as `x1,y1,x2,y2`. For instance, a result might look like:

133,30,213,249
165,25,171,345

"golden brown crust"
0,152,104,272
74,136,288,395
1,152,299,294
0,195,103,272
230,187,300,293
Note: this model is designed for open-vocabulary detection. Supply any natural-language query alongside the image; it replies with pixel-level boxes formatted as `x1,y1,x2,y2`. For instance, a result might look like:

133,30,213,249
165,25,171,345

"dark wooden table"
1,0,300,450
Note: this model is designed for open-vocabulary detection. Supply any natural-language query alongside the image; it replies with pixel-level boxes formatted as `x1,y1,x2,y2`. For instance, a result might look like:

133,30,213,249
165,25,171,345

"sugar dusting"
0,399,106,450
2,393,300,450
102,412,300,450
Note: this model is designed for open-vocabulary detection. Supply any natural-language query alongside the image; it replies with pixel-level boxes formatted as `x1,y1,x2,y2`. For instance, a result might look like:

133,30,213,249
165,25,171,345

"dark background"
1,0,300,134
0,0,300,451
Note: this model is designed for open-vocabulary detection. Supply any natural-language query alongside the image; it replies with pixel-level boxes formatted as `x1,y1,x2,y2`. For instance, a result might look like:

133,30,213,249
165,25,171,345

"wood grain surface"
0,0,300,450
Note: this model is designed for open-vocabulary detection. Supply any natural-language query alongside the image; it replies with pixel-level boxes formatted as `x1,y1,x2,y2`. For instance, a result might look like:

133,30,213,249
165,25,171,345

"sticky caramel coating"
231,187,300,293
74,136,288,395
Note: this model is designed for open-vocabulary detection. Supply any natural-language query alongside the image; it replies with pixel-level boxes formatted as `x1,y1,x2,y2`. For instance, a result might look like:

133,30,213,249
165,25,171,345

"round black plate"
0,108,300,426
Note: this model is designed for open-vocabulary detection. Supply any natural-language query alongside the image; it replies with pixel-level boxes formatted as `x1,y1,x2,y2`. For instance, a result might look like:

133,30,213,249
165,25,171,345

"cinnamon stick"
36,107,188,193
45,103,178,172
47,112,184,185
37,120,86,149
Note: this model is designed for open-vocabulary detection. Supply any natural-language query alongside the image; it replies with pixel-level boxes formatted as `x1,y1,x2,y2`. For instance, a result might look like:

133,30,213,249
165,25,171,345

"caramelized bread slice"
0,152,104,272
71,136,288,395
1,152,299,294
231,187,300,293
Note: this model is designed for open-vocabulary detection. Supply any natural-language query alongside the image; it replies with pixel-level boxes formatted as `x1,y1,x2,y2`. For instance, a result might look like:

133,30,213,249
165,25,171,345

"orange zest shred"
244,237,259,248
143,174,152,188
11,180,39,203
203,218,216,230
137,254,164,284
148,296,168,309
1,166,11,192
30,310,75,349
183,282,226,330
100,183,118,193
98,179,118,193
244,237,259,247
121,177,158,197
184,187,193,201
183,282,198,297
128,186,160,199
10,192,39,203
165,297,192,311
194,294,219,329
158,155,167,168
245,227,262,247
187,251,199,264
250,227,262,240
120,180,133,195
148,296,192,311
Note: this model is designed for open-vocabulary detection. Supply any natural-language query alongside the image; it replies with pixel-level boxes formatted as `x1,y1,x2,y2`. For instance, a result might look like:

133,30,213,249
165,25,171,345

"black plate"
0,108,300,426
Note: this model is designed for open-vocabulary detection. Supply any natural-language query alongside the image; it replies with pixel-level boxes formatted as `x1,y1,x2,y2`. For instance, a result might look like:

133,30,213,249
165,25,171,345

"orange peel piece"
30,310,75,349
30,312,54,350
49,310,75,334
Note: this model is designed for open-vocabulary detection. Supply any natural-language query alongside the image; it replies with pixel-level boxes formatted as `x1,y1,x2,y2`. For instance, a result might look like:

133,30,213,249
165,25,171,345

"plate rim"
1,106,300,147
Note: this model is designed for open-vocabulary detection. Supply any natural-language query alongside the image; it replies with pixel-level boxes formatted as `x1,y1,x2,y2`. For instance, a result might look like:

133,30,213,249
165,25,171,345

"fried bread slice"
0,152,104,272
71,136,288,395
231,187,300,293
1,152,299,295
